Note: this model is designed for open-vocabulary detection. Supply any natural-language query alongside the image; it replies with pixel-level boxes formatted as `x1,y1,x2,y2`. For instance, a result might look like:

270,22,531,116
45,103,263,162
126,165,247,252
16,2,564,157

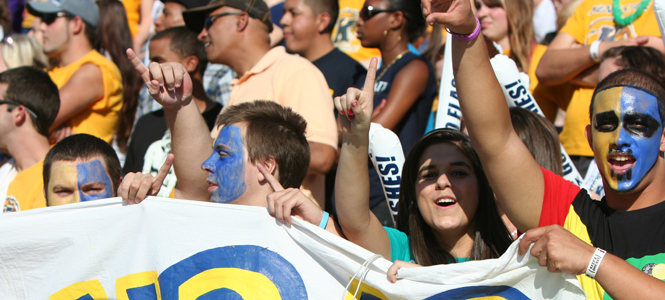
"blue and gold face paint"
201,124,247,203
592,86,663,192
47,159,114,206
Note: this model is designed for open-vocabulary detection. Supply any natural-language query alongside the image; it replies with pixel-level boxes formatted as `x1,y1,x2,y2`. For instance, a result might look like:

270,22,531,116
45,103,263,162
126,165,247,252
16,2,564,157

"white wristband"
586,247,607,279
590,40,602,63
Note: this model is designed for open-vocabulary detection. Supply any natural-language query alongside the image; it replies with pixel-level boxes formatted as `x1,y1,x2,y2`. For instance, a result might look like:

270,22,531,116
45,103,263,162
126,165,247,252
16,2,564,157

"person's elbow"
308,142,336,174
535,59,561,86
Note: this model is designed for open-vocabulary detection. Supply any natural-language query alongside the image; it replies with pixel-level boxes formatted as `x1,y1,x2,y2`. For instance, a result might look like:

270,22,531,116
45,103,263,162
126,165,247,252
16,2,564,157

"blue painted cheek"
211,125,247,203
76,160,113,202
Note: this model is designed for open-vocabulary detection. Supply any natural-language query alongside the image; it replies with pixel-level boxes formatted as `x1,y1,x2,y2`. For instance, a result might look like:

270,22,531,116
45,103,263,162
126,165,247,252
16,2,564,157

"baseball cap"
27,0,100,28
161,0,211,9
182,0,273,33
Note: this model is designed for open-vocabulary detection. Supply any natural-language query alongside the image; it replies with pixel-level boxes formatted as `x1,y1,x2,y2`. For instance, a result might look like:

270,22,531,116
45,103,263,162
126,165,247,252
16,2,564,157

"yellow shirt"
123,0,141,37
332,0,382,63
558,0,661,157
48,50,123,144
3,160,46,212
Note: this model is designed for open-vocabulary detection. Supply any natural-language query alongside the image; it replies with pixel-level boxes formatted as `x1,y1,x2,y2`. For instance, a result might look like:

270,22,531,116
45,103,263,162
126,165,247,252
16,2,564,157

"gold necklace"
375,50,410,83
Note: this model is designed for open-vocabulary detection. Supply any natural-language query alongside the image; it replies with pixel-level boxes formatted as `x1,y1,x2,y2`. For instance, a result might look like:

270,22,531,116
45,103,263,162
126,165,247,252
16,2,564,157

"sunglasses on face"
204,12,243,31
42,11,70,25
0,100,38,119
359,5,399,20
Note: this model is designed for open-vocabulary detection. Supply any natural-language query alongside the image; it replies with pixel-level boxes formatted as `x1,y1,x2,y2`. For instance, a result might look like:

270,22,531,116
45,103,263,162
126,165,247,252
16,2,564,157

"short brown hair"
43,134,121,197
0,66,60,137
216,100,310,189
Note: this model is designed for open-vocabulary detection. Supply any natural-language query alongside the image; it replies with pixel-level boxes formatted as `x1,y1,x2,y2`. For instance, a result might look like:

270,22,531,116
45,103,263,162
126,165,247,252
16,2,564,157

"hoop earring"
383,30,388,36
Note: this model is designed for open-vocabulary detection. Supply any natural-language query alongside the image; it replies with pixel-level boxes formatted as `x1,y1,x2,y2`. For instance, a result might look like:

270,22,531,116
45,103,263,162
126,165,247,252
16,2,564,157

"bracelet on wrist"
319,211,330,229
589,40,602,63
446,17,481,42
586,247,607,279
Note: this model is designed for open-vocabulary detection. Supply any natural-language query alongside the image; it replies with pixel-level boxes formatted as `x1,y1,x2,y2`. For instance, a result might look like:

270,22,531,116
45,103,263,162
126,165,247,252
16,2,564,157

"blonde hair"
481,0,534,71
0,35,49,69
557,0,583,29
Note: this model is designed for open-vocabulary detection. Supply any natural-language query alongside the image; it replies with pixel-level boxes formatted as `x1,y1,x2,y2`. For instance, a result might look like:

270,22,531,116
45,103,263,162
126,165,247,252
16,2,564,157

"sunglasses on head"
204,12,243,31
359,5,400,20
42,11,70,25
0,100,38,119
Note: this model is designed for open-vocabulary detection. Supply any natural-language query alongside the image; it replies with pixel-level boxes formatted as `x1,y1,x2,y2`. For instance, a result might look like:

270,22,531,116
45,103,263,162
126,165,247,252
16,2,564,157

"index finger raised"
257,163,284,192
126,48,151,84
362,57,379,95
154,153,174,186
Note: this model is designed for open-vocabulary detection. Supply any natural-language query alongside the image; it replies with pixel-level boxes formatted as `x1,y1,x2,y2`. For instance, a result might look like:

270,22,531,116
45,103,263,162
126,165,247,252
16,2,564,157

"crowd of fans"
1,0,665,297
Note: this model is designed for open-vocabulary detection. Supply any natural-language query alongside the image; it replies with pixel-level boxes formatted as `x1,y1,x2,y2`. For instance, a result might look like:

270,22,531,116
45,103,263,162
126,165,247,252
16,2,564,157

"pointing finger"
362,57,378,96
127,48,151,85
153,153,174,190
258,163,284,192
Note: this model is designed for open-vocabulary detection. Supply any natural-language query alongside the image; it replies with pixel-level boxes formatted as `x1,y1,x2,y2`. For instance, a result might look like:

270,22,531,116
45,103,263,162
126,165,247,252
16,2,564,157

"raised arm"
422,0,543,231
127,49,212,201
334,58,393,259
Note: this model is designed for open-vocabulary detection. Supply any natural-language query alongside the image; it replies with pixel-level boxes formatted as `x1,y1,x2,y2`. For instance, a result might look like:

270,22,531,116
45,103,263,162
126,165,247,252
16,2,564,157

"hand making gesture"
258,163,329,228
127,48,193,108
334,57,377,139
120,154,175,204
421,0,477,35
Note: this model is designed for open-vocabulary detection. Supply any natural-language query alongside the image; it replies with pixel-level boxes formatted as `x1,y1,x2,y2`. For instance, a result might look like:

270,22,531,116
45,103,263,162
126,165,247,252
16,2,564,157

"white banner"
0,198,585,299
434,34,463,131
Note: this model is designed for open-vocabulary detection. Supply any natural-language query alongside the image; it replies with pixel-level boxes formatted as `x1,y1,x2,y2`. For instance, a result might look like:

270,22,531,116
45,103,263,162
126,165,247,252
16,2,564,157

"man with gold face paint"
419,0,665,297
43,134,122,206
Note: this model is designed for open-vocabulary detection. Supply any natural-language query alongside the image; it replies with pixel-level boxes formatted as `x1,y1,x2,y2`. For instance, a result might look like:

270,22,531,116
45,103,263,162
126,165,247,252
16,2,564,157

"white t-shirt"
0,158,18,207
533,0,558,43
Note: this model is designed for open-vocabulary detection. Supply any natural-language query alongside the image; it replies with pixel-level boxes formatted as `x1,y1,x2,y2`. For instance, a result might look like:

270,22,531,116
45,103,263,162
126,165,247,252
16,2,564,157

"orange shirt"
224,46,337,203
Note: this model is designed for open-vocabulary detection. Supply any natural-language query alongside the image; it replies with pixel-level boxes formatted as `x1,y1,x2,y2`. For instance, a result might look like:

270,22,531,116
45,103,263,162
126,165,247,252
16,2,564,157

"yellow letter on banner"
179,268,282,300
344,279,389,300
49,280,108,300
116,271,162,300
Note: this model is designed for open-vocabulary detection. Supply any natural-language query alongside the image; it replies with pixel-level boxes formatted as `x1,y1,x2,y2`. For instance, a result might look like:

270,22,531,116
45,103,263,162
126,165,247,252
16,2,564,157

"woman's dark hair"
385,0,426,43
96,0,142,153
510,107,563,175
395,129,512,266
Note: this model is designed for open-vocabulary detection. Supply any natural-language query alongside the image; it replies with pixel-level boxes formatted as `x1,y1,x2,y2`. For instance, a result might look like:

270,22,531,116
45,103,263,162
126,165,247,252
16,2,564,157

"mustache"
608,149,634,157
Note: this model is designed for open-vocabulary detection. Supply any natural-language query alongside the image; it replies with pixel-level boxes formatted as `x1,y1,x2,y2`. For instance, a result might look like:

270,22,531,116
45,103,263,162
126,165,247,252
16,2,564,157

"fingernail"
352,100,358,107
429,22,434,26
422,7,428,15
349,115,354,121
348,110,354,116
175,83,181,88
340,110,345,115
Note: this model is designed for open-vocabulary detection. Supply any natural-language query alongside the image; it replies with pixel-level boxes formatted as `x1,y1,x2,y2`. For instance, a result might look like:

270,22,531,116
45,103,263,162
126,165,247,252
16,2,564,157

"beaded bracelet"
446,17,481,42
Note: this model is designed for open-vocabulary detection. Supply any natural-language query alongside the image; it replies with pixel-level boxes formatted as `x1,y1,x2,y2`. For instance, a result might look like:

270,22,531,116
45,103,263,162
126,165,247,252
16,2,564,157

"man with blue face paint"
426,4,665,296
201,124,247,203
591,85,664,193
43,134,122,206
